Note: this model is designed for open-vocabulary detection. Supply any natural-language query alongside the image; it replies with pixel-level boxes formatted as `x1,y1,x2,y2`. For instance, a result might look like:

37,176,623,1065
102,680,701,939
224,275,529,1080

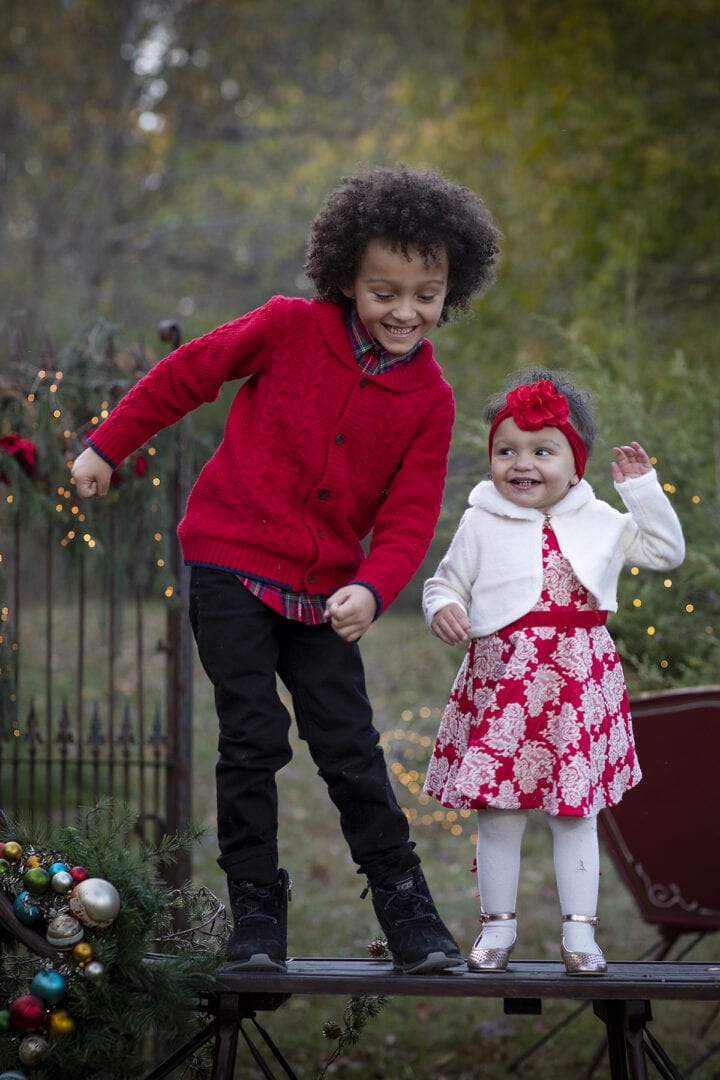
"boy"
72,164,501,973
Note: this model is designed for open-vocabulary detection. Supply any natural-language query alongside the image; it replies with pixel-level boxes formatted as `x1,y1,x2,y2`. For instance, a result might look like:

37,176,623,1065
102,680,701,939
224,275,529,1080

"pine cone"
322,1021,342,1040
367,938,388,958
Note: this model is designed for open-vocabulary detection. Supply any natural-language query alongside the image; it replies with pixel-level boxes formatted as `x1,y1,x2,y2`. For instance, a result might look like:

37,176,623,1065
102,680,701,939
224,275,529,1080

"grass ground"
186,612,720,1080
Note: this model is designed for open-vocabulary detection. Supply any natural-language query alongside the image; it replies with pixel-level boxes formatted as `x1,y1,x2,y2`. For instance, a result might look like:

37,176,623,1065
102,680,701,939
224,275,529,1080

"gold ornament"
2,841,22,863
71,941,93,965
47,1008,76,1038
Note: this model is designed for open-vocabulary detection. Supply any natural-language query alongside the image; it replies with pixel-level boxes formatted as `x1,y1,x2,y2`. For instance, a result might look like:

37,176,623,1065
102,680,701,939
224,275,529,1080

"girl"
422,370,685,974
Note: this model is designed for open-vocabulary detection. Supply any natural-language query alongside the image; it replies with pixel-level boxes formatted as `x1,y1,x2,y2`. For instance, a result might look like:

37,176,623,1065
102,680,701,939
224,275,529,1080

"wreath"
0,801,226,1079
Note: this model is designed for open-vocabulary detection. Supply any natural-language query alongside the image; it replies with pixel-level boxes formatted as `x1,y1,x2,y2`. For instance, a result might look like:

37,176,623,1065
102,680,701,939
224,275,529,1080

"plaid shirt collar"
346,303,423,375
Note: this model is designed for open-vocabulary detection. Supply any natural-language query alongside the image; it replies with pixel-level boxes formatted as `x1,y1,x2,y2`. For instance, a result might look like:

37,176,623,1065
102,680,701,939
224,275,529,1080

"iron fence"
0,322,194,890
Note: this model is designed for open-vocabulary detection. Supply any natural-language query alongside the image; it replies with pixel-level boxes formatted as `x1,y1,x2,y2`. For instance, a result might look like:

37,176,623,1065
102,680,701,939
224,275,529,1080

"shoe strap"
562,913,599,926
480,910,516,922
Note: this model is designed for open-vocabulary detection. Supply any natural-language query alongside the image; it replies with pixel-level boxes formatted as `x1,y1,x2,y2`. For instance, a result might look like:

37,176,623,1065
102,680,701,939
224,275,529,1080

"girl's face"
342,239,449,355
490,417,579,512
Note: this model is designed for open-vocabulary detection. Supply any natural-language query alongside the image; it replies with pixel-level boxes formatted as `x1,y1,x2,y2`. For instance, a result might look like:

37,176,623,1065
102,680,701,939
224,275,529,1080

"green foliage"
0,317,180,585
318,994,391,1079
0,800,226,1079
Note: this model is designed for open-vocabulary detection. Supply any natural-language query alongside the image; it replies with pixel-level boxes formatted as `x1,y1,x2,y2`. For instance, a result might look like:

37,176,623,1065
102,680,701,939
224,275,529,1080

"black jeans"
189,567,418,885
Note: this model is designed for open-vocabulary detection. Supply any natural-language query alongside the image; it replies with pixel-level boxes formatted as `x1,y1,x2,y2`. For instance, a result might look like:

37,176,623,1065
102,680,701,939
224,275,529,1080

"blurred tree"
2,0,718,689
1,0,467,341
454,0,720,374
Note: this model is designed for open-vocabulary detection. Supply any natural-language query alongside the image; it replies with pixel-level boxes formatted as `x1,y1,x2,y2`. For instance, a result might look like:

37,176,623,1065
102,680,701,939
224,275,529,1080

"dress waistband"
503,609,608,633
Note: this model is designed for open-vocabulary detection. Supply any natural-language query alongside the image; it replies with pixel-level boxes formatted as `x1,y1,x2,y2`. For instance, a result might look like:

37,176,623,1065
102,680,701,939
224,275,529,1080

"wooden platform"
215,954,720,1001
151,957,720,1080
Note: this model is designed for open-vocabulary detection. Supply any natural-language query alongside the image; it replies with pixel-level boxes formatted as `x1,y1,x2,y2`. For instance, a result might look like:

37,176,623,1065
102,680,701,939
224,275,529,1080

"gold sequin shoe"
560,914,607,976
467,911,516,972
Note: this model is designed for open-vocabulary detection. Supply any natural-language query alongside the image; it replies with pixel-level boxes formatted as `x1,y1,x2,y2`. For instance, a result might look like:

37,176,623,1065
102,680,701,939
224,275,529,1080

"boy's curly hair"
304,164,501,324
484,367,598,454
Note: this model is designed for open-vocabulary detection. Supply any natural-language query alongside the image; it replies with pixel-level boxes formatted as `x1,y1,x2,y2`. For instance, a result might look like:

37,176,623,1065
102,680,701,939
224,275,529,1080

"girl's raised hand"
611,441,652,483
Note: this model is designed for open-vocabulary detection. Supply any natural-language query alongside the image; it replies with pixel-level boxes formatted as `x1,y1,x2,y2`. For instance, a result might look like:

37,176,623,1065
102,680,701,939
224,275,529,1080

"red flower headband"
487,379,588,479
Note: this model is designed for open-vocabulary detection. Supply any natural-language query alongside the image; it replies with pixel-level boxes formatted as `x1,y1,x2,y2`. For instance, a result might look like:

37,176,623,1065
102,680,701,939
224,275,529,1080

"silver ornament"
83,960,105,981
68,877,121,928
51,870,74,894
18,1034,49,1066
46,913,85,949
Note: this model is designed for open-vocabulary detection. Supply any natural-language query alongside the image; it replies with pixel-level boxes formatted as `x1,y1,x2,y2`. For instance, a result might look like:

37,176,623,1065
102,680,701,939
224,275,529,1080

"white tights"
475,808,600,950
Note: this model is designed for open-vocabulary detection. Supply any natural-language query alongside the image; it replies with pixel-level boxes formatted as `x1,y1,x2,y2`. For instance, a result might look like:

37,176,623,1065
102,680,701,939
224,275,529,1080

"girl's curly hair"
484,367,598,454
304,164,501,324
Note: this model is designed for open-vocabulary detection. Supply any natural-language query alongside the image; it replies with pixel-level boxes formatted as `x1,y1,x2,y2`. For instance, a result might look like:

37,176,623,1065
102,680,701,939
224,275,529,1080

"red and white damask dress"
424,524,642,817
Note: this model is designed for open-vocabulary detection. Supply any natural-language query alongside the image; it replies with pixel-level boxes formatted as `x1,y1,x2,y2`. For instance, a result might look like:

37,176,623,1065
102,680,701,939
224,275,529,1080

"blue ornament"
47,861,69,877
0,1072,30,1079
13,891,43,927
31,968,68,1005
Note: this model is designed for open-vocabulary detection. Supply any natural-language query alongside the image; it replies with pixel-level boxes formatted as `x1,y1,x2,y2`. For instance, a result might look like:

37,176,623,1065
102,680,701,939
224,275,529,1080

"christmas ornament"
30,968,67,1005
9,995,46,1033
50,870,74,894
17,1035,48,1067
0,802,220,1080
71,941,93,965
68,877,121,928
46,913,84,949
23,867,51,896
47,1009,76,1038
12,892,43,927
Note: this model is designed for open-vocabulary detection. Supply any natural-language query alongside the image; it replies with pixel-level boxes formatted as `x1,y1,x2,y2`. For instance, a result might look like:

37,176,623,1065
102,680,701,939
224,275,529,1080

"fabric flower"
133,453,149,477
506,379,569,431
0,432,37,480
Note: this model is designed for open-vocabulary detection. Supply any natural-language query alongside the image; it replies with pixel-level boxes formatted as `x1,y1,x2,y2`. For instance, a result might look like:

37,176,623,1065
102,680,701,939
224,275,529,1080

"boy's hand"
71,447,114,498
431,602,471,645
325,584,377,642
611,441,652,483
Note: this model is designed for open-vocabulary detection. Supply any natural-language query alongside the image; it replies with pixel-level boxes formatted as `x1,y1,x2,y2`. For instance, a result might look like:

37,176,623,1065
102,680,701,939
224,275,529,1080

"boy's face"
342,239,449,355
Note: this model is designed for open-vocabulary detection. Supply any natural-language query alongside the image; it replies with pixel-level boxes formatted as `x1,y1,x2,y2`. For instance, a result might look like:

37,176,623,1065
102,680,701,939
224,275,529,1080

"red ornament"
70,866,89,883
10,994,47,1032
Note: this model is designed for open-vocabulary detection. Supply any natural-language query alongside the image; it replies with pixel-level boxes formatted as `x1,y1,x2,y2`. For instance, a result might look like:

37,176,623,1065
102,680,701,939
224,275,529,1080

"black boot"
367,866,464,974
226,868,291,972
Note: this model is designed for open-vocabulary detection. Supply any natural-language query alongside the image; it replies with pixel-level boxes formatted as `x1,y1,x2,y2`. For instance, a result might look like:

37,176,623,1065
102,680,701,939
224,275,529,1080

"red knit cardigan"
88,295,455,613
